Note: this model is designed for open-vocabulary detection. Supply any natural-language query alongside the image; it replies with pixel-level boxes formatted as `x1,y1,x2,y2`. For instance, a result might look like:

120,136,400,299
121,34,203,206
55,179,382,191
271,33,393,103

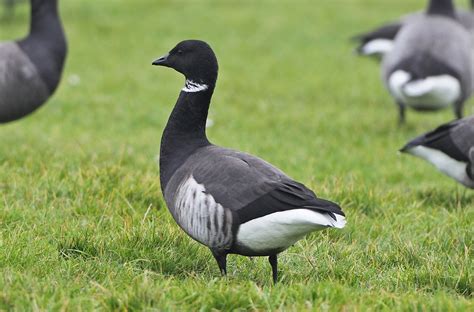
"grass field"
0,0,473,310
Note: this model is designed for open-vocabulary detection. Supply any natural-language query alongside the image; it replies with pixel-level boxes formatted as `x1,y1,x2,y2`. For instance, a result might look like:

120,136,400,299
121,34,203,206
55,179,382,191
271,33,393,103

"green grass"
0,0,473,310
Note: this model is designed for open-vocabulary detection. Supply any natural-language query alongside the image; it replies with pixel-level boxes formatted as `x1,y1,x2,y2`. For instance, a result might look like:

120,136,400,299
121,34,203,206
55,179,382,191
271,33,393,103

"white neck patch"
182,79,208,93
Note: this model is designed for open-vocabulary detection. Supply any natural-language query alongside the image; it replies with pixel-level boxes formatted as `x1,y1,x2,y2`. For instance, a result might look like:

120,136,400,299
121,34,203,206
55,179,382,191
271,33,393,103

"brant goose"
0,0,67,123
400,115,474,188
152,40,346,283
353,1,474,59
381,0,473,124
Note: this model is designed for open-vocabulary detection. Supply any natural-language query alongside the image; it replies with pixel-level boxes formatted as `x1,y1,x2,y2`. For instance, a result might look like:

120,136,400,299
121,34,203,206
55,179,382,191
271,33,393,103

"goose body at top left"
0,0,67,123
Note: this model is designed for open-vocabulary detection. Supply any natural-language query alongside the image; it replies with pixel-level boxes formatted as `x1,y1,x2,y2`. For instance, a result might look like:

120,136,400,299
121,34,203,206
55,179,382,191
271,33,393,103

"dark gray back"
163,145,286,212
451,116,474,156
0,42,50,122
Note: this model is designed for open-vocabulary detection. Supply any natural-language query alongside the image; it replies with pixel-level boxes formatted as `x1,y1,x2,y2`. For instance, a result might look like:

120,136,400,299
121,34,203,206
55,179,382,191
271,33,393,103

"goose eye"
177,49,183,54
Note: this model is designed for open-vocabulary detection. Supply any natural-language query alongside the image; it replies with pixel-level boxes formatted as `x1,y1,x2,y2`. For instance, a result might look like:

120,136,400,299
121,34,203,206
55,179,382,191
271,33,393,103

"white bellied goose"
354,1,474,59
152,40,346,283
0,0,67,123
400,115,474,188
382,0,473,124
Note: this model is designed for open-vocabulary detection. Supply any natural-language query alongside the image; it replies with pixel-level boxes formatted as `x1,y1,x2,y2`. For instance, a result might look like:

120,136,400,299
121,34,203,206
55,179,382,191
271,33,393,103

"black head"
152,40,218,85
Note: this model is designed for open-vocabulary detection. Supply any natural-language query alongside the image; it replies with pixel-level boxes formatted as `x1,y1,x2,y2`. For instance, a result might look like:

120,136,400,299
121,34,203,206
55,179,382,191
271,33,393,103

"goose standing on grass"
400,116,474,188
0,0,67,123
152,40,346,283
382,0,473,124
353,1,474,59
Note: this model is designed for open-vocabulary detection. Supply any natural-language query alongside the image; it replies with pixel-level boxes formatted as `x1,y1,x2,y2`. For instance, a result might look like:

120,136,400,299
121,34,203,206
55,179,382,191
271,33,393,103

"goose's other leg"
454,101,463,119
211,249,227,276
397,102,406,126
269,254,278,284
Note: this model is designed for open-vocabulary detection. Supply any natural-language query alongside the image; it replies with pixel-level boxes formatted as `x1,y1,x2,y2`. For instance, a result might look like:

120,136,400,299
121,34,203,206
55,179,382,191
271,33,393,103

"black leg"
454,101,463,119
397,102,406,126
269,254,278,284
211,249,227,276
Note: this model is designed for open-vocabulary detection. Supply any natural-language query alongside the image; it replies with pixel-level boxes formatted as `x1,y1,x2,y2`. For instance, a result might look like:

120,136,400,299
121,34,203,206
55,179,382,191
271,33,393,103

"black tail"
400,119,466,162
400,133,427,153
351,22,402,44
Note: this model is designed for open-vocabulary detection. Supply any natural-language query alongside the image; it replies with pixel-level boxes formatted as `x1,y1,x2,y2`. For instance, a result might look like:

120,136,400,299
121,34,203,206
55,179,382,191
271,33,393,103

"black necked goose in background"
152,40,346,283
2,0,22,17
2,0,16,18
400,116,474,188
353,0,474,60
381,0,473,124
0,0,67,123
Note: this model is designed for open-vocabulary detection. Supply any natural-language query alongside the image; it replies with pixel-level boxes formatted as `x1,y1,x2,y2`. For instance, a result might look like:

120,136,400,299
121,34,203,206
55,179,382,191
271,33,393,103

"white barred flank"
173,175,233,248
182,79,208,93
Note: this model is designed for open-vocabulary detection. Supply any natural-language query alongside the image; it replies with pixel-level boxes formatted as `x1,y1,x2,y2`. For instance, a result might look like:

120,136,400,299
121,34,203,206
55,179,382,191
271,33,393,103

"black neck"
18,0,67,94
159,82,215,189
427,0,456,18
29,0,62,38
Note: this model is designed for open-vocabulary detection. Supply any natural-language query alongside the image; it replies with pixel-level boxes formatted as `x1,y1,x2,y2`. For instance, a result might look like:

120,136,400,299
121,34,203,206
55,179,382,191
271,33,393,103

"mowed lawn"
0,0,473,310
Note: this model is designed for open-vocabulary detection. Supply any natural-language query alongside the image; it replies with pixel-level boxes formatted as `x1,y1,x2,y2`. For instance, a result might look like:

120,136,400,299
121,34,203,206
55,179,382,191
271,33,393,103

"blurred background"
0,0,472,183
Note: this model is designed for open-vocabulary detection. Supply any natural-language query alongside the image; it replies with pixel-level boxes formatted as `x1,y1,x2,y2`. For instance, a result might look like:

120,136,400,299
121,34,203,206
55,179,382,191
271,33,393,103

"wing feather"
401,118,474,162
189,147,344,225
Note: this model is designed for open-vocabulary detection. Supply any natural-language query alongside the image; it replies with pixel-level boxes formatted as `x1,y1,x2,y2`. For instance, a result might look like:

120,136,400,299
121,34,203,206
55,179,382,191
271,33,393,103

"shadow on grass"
415,187,474,211
57,231,213,280
130,254,213,279
414,272,472,298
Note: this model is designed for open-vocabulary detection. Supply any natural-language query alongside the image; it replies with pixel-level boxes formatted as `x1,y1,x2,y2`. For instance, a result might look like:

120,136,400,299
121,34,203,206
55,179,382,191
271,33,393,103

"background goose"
353,0,474,59
2,0,21,19
2,0,15,18
152,40,346,283
381,0,473,124
400,115,474,188
0,0,67,123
